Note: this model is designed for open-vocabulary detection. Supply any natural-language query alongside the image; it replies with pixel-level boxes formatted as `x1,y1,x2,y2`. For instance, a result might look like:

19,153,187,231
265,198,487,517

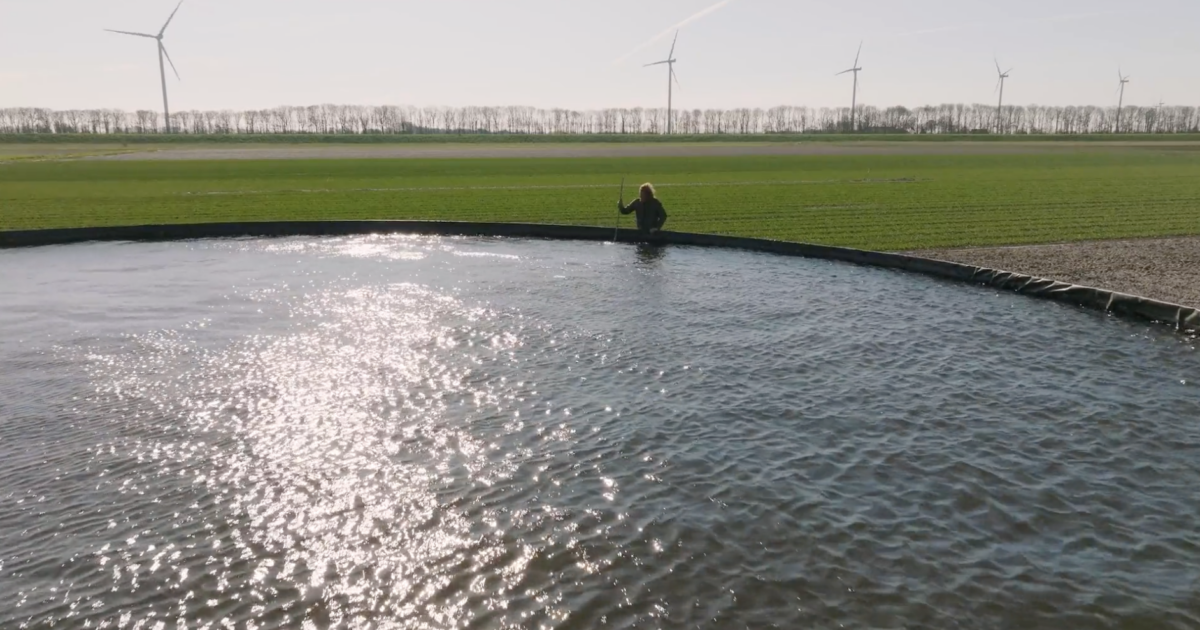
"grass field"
3,149,1200,251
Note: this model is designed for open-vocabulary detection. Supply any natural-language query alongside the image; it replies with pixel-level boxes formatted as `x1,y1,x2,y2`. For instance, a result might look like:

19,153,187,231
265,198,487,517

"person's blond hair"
639,183,656,198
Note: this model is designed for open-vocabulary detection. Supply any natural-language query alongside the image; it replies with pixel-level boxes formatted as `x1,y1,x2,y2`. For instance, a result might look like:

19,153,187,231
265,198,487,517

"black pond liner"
2,221,1197,335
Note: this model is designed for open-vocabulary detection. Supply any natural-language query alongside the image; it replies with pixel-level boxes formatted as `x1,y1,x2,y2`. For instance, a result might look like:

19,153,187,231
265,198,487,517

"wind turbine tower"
644,31,681,134
1115,69,1131,133
836,42,863,132
994,60,1012,134
106,1,185,134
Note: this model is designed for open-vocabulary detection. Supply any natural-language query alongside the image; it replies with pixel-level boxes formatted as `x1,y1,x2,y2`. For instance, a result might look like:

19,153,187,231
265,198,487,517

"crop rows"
3,152,1199,251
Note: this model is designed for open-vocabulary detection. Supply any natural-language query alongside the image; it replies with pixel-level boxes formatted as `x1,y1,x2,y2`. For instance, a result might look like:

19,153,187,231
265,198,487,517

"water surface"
1,235,1198,629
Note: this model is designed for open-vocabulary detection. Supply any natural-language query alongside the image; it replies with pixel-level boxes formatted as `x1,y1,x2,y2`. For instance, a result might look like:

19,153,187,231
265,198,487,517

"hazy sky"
2,0,1198,112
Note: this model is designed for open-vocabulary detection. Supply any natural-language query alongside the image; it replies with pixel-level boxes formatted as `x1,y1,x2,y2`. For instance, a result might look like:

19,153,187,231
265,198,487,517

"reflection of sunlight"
206,283,531,626
259,234,434,261
453,251,522,261
337,242,426,261
86,276,554,626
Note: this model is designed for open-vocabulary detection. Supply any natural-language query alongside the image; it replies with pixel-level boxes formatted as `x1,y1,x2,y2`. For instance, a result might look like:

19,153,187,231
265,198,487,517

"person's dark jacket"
619,198,668,232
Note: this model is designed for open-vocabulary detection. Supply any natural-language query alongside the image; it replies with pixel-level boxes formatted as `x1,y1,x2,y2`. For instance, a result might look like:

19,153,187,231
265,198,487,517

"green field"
3,150,1200,251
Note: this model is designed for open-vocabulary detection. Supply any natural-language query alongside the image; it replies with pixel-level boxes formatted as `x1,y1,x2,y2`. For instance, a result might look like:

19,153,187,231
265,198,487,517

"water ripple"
1,235,1198,629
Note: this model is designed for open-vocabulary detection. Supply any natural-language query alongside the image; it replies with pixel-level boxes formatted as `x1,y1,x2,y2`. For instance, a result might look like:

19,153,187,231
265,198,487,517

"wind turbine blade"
668,30,678,60
644,60,669,67
995,58,1002,76
1006,68,1013,75
671,67,680,88
836,68,853,76
159,0,184,37
161,42,181,80
854,40,862,67
105,29,157,38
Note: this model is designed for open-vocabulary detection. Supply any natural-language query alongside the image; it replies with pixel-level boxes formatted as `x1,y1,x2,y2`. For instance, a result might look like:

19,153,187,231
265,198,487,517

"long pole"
850,72,858,132
614,177,625,242
157,41,171,134
996,79,1004,134
1116,83,1125,134
667,64,673,135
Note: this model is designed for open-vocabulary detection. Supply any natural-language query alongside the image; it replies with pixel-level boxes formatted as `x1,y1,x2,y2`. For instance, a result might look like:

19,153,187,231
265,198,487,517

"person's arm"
619,199,641,215
655,204,668,229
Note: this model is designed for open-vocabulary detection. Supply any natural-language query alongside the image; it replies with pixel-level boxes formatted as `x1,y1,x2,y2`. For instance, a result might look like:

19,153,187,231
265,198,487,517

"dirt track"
909,236,1200,309
83,141,1195,161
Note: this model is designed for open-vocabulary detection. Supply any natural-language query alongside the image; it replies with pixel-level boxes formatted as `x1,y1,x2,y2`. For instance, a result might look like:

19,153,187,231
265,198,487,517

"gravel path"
908,236,1200,308
81,141,1196,161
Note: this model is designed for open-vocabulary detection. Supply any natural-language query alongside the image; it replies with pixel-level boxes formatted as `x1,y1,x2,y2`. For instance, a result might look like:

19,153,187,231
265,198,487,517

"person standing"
618,183,668,234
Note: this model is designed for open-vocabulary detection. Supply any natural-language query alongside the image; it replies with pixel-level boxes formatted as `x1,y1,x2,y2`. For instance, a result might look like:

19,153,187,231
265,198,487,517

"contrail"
613,0,740,64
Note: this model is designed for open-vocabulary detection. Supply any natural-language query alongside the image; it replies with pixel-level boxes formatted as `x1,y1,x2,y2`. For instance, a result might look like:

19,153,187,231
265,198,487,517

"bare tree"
7,101,1200,136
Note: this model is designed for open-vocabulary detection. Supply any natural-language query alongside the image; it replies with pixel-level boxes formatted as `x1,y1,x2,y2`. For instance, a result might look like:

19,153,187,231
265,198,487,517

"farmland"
3,148,1200,251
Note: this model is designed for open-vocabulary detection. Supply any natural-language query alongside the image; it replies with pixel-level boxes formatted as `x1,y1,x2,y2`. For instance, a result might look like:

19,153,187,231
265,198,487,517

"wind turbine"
835,42,863,132
106,1,184,134
994,59,1012,134
644,31,681,134
1114,69,1130,133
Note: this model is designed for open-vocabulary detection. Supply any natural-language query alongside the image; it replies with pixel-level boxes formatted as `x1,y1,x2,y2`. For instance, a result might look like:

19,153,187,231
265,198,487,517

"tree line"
2,103,1198,135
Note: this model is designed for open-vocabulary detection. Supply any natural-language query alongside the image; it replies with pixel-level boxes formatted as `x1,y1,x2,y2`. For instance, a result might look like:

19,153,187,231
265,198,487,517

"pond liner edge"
2,221,1196,335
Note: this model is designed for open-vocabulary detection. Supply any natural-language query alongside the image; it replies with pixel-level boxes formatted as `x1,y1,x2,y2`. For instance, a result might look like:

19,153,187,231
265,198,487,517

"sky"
2,0,1198,113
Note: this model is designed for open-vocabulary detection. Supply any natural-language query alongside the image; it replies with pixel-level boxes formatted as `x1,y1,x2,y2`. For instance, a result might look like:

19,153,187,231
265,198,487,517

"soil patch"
908,236,1200,308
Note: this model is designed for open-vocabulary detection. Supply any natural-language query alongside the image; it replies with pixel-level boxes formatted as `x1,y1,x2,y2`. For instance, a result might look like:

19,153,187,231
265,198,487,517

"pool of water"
1,235,1198,629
